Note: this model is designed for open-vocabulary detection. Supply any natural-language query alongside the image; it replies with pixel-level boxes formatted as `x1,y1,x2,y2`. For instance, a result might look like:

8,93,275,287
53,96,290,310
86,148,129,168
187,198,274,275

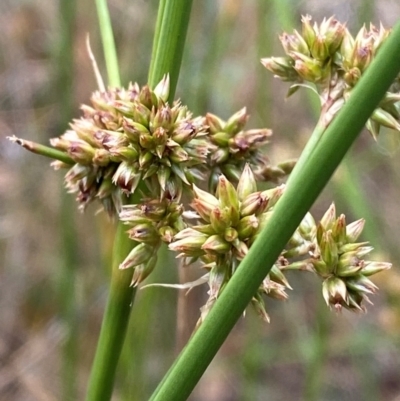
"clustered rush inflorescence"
50,75,210,215
262,16,400,137
9,15,395,324
282,204,391,312
169,165,287,322
205,108,295,190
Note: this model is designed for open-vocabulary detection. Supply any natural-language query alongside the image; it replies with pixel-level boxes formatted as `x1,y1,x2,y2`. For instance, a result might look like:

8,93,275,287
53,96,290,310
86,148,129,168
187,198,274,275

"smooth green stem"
8,136,74,164
85,1,130,401
149,21,400,401
287,120,325,186
85,223,136,401
86,0,193,400
148,0,167,83
95,0,121,87
148,0,193,99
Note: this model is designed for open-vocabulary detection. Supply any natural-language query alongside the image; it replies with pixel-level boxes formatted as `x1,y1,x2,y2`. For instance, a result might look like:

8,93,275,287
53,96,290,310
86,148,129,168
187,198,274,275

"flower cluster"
119,198,185,286
262,16,400,136
205,108,294,190
307,204,390,311
51,76,209,215
169,165,290,322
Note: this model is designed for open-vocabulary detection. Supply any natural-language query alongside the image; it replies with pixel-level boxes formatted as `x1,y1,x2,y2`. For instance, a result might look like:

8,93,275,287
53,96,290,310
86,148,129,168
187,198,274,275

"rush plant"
8,2,400,400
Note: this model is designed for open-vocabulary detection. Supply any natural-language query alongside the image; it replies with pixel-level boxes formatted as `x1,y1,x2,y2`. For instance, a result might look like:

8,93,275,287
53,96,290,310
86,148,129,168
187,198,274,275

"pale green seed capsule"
237,164,257,201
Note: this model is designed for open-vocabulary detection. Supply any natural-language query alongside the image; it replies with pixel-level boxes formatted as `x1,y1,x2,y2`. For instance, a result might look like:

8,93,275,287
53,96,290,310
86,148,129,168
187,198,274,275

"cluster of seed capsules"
262,16,400,136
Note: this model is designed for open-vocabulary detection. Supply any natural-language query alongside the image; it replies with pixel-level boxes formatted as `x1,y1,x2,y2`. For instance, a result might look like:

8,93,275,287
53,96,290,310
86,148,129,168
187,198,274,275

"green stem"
85,2,129,400
148,0,167,83
287,120,325,186
85,223,136,401
86,0,194,399
8,136,74,165
149,21,400,401
95,0,121,87
147,0,194,99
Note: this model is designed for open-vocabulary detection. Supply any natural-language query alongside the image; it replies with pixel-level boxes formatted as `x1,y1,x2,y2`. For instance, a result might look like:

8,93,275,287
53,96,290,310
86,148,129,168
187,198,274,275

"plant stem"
149,21,400,401
85,2,130,401
148,0,166,83
85,223,136,401
147,0,194,99
95,0,121,87
7,136,74,164
86,0,194,399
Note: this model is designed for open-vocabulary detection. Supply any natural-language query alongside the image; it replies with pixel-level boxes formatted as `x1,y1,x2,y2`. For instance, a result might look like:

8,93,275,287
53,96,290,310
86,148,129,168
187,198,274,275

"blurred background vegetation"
1,0,400,400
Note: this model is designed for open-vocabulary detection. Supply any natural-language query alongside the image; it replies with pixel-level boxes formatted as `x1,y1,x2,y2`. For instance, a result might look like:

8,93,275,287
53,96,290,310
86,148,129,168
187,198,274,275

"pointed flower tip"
154,74,170,102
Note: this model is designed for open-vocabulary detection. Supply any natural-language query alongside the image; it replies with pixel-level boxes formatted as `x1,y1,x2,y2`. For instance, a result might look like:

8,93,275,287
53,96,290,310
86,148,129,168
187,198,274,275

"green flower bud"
261,57,299,81
237,215,259,240
332,214,347,245
322,276,348,309
301,14,316,49
310,34,329,61
139,85,158,109
224,107,248,134
130,254,158,286
371,108,400,131
280,31,309,55
345,274,378,294
224,227,239,243
120,243,154,269
320,231,338,270
205,112,225,133
153,74,170,102
210,207,232,234
112,162,141,194
240,192,268,216
201,235,230,255
361,261,391,276
320,203,336,230
237,164,257,201
269,265,292,289
345,218,365,242
217,175,240,225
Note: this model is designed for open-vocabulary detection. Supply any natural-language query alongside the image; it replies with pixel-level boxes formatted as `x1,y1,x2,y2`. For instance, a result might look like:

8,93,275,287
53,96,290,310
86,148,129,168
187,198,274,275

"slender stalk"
95,0,121,87
86,1,194,400
148,0,166,83
287,118,325,186
85,2,131,401
7,136,74,164
149,21,400,401
85,223,136,401
147,0,194,98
